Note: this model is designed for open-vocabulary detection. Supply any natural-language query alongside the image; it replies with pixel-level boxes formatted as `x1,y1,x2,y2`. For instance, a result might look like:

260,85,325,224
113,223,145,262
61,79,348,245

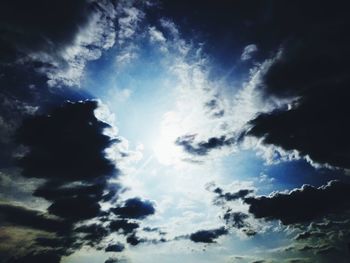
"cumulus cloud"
16,100,117,182
0,100,154,261
111,197,155,219
189,227,228,243
242,3,350,169
245,180,350,225
109,219,139,235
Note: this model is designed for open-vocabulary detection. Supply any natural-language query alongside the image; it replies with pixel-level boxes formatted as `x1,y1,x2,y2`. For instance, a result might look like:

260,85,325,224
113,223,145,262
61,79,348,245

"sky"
0,1,350,263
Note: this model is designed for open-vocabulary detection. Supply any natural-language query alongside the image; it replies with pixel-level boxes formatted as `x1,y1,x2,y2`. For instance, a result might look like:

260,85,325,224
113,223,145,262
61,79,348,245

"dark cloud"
34,183,105,201
6,251,61,263
0,0,95,63
176,134,234,156
244,2,350,169
212,187,253,205
34,237,76,250
247,85,350,168
16,100,117,182
222,210,256,236
0,203,70,234
143,227,166,236
207,185,256,235
126,233,145,246
294,231,326,241
109,219,139,235
189,227,228,243
223,211,248,229
105,258,129,263
0,101,123,261
75,224,109,247
0,203,107,260
162,0,350,170
111,198,155,220
48,196,101,221
105,243,125,252
1,100,159,260
245,180,350,225
15,100,119,222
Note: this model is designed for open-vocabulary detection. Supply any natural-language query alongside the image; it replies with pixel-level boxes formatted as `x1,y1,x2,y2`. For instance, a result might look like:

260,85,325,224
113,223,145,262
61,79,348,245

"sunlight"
153,111,184,166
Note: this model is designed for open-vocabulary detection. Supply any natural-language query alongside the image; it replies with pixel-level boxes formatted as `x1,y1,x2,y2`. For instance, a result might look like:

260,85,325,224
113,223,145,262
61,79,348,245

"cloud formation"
245,181,350,225
111,198,155,220
176,134,235,156
189,227,228,243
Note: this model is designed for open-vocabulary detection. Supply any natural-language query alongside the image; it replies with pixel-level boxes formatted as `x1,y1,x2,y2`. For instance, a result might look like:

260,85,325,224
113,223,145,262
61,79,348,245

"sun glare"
153,111,184,166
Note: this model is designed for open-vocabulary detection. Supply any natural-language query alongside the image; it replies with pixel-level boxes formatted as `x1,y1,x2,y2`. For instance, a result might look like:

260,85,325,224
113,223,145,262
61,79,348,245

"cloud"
243,7,350,169
176,134,235,156
0,0,93,63
6,251,61,263
15,100,119,222
126,233,145,246
245,180,350,225
109,219,139,234
189,227,228,243
0,203,88,262
149,26,166,44
16,100,117,182
294,231,326,241
105,242,125,252
0,203,70,234
0,0,118,87
74,224,109,247
241,44,258,61
111,198,155,219
114,1,145,68
0,101,124,261
223,211,249,229
105,257,129,263
47,196,101,221
212,187,253,205
1,99,159,261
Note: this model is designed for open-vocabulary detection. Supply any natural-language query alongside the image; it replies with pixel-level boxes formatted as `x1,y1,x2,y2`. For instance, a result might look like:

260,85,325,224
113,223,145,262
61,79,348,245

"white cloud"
114,1,145,68
241,44,258,61
149,26,166,43
116,5,144,45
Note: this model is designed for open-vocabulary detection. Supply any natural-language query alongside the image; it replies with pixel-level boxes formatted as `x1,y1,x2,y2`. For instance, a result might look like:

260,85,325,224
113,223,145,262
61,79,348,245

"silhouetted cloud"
189,227,228,243
105,243,125,252
176,134,234,156
111,198,155,220
16,100,120,221
212,187,253,205
245,180,350,224
16,100,117,182
6,251,61,263
0,203,70,234
74,224,109,247
48,196,101,221
109,219,139,235
294,231,326,241
0,0,93,62
244,4,350,169
126,233,145,246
